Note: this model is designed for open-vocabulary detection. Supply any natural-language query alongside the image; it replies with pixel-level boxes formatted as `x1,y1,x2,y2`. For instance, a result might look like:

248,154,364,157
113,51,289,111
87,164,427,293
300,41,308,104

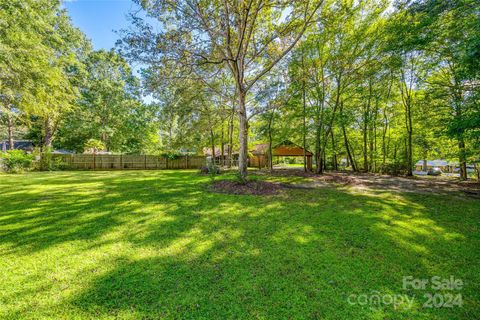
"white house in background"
415,159,449,172
415,159,475,173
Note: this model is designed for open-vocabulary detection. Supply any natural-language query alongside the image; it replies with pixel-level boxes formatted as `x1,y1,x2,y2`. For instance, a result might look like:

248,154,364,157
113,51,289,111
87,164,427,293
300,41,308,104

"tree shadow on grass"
0,171,207,253
1,171,479,318
69,185,479,319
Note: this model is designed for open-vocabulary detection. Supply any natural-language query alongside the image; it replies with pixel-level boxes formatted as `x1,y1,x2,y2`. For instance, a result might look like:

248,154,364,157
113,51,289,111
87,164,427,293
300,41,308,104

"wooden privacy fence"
50,154,206,170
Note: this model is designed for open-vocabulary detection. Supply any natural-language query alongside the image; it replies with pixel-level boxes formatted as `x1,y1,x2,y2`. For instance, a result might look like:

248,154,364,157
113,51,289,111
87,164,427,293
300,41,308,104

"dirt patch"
255,169,480,196
313,174,359,185
211,180,284,195
348,174,480,195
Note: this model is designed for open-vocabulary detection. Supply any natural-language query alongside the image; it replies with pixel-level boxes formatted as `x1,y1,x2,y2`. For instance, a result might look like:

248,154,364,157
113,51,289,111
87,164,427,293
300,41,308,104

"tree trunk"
238,90,248,180
331,131,338,171
220,124,225,166
407,127,413,176
267,110,274,172
302,80,307,173
340,101,356,172
268,135,273,172
318,151,324,174
370,102,378,172
382,110,388,166
369,131,374,172
405,96,414,176
458,138,467,180
400,66,414,176
44,117,54,149
101,132,108,150
7,112,14,150
228,106,234,168
323,151,327,172
363,113,368,171
342,124,356,172
363,82,372,172
314,124,321,174
210,129,215,165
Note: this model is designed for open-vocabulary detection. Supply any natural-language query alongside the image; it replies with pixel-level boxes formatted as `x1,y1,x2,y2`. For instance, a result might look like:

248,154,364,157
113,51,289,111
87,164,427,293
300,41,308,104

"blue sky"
64,0,156,102
63,0,140,50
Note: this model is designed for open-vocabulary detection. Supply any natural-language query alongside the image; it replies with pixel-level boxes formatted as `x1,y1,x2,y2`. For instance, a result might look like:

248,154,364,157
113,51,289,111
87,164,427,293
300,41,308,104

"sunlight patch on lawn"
0,171,478,319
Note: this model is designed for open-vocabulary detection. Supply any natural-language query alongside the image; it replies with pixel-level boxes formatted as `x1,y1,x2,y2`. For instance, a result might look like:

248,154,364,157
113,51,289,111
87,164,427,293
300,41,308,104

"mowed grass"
0,170,479,320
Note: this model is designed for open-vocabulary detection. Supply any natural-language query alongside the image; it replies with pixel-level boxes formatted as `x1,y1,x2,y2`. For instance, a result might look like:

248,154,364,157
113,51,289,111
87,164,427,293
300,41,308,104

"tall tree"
57,50,150,153
0,0,89,149
119,0,324,180
411,0,480,179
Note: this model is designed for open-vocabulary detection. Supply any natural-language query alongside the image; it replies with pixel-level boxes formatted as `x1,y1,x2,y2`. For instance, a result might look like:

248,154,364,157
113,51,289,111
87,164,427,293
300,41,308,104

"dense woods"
0,0,156,155
1,0,479,179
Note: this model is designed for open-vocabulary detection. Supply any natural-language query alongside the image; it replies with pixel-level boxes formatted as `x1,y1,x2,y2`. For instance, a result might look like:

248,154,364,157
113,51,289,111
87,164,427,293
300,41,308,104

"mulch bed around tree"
211,180,284,195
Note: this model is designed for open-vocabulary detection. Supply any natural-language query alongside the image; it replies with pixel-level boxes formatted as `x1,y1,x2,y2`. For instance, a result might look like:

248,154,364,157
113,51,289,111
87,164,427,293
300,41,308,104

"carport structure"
250,140,313,171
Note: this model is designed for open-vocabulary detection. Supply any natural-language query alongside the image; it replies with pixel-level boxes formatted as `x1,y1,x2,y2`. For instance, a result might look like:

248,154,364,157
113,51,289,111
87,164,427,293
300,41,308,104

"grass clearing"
0,170,479,319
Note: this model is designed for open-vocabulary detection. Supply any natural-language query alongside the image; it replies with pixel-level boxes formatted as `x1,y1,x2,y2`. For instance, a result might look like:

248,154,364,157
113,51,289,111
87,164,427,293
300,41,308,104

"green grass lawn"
0,170,479,319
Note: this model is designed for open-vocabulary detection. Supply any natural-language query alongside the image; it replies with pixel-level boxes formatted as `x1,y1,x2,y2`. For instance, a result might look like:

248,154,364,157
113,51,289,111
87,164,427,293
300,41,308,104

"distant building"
1,140,34,153
250,140,313,170
414,159,473,173
203,145,239,165
51,149,73,155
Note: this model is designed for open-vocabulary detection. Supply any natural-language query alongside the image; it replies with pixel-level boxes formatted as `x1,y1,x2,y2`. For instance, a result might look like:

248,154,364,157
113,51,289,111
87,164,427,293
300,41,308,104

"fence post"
144,155,147,169
166,157,169,169
93,153,96,170
120,154,123,169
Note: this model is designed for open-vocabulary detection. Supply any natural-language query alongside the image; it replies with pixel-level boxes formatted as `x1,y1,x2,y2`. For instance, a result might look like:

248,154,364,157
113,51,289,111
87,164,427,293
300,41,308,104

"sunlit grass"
0,170,479,319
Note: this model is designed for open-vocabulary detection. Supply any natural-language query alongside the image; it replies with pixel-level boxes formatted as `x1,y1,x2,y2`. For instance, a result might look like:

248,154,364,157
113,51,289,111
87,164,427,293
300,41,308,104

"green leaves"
56,50,150,153
0,0,90,148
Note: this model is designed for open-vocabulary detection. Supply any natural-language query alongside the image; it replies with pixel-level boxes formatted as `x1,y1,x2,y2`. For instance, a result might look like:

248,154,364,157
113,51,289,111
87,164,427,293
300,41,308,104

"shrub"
39,149,67,171
200,162,221,182
84,139,106,154
161,153,182,160
379,160,409,176
199,163,221,174
0,150,34,173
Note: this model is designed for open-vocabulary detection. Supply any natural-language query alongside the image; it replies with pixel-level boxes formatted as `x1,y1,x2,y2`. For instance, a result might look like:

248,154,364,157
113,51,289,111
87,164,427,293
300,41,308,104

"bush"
199,163,221,174
161,153,182,160
0,150,34,173
84,139,106,154
379,161,409,176
39,149,67,171
200,162,221,183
